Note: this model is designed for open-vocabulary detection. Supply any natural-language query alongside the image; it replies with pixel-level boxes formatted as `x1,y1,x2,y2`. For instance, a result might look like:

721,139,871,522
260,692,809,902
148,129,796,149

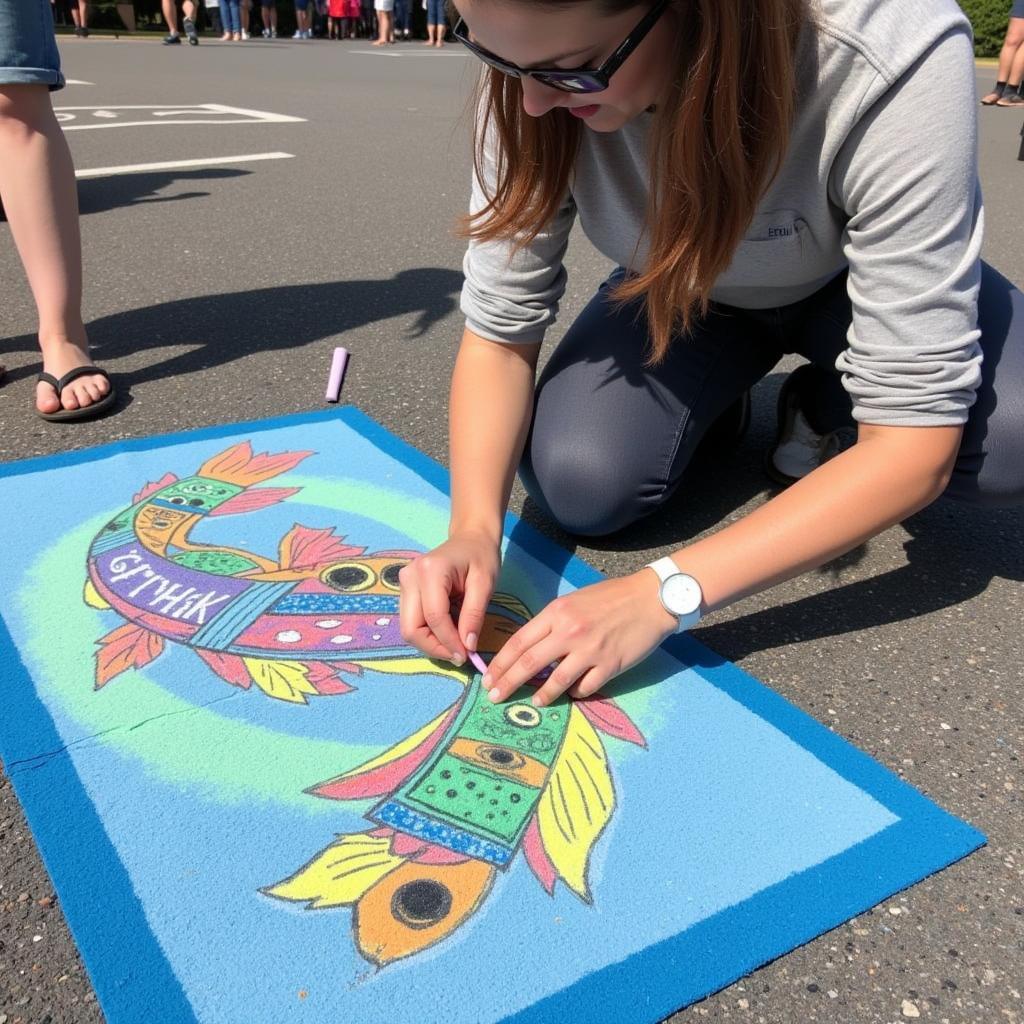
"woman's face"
454,0,678,132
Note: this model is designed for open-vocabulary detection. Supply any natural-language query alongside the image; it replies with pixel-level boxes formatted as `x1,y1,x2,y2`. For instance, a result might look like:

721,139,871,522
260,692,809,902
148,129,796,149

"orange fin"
197,442,313,486
95,624,165,688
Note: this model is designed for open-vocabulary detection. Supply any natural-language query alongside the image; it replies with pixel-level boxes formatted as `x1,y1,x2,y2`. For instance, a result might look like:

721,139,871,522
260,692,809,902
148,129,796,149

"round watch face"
661,574,702,616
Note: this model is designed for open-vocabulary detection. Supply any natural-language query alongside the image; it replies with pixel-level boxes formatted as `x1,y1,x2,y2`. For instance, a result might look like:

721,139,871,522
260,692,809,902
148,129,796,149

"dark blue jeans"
520,263,1024,537
394,0,410,30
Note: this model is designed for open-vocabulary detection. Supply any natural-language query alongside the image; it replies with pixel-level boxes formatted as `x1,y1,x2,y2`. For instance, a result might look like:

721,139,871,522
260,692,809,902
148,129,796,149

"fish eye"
322,563,376,592
390,880,452,929
380,563,404,590
504,704,542,729
188,498,205,507
169,496,187,505
475,745,526,770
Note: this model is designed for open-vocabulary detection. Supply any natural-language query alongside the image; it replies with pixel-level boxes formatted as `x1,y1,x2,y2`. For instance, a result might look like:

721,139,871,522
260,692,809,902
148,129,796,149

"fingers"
457,565,494,654
398,572,455,662
420,572,465,665
483,619,557,702
531,660,602,708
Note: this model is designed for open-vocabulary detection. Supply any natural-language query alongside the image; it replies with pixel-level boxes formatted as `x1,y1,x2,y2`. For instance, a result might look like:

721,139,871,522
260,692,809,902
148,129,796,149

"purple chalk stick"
325,347,350,403
468,650,488,676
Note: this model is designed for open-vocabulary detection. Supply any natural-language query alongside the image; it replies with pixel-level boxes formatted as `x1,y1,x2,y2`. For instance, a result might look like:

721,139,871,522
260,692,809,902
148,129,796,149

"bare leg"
162,0,179,33
78,0,89,29
0,86,111,414
983,19,1024,103
1007,27,1024,89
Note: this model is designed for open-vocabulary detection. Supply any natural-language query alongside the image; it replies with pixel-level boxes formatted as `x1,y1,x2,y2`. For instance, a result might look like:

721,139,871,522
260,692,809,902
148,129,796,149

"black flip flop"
36,365,118,422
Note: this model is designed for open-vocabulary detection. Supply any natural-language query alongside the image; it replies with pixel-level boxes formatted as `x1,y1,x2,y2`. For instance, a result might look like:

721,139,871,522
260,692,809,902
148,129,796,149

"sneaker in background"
183,16,199,43
765,364,851,486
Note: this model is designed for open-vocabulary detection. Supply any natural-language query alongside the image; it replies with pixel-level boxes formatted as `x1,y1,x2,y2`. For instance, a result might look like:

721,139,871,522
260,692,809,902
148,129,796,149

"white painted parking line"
74,152,295,179
65,78,95,85
53,103,306,130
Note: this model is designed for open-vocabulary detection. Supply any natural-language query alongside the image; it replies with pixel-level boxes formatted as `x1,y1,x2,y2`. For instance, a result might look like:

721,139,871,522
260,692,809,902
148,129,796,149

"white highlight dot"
372,633,382,641
330,635,354,645
376,617,391,626
275,630,302,643
315,619,343,629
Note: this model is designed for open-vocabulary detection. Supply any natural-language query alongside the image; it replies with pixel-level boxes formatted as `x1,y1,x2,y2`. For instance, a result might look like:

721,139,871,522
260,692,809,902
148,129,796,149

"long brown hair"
458,0,807,363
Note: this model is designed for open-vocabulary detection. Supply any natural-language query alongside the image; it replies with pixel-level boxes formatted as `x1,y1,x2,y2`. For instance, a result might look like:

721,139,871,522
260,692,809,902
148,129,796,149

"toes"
36,383,61,414
60,387,82,411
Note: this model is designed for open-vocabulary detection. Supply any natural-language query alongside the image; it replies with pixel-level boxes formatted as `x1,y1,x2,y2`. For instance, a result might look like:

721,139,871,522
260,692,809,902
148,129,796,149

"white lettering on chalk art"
106,551,231,625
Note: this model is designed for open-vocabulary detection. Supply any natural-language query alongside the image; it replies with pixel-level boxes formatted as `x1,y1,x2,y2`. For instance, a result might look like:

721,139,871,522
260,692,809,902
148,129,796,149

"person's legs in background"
70,0,88,36
981,13,1024,105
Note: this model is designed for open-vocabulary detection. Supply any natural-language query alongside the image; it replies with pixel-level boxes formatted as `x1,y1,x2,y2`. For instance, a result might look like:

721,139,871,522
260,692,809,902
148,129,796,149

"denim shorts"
0,0,65,90
1013,0,1024,20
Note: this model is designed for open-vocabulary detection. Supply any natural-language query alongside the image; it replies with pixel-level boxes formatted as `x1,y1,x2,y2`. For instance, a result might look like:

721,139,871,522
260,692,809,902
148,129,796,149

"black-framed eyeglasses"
453,0,671,94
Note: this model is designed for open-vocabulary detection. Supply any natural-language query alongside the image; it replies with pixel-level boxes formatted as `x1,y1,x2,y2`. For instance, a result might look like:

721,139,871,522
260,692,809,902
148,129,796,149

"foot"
36,339,111,416
221,31,232,39
183,16,198,43
996,90,1024,107
163,32,181,43
980,89,1004,105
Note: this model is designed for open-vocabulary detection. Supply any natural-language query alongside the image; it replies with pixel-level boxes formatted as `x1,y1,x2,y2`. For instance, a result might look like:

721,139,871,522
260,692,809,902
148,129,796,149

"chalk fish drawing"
84,442,527,703
265,673,646,965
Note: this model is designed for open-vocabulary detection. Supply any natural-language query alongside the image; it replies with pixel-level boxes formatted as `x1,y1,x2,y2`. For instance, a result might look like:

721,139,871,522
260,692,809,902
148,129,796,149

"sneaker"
765,365,847,486
293,28,303,37
270,28,277,37
262,26,269,36
163,32,181,44
241,28,250,39
183,16,199,43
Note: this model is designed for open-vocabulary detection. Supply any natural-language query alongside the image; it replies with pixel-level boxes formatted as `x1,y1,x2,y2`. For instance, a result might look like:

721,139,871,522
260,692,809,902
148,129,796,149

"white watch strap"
646,555,681,583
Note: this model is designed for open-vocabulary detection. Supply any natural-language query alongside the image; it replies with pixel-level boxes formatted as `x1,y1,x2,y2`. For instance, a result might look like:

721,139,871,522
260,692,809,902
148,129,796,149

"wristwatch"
645,556,704,634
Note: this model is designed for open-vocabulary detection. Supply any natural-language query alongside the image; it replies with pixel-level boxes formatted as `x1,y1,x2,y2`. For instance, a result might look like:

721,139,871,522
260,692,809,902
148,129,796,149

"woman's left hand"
481,571,679,707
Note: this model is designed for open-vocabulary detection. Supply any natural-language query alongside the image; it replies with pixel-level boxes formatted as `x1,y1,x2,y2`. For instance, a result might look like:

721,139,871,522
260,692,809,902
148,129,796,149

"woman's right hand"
398,531,501,665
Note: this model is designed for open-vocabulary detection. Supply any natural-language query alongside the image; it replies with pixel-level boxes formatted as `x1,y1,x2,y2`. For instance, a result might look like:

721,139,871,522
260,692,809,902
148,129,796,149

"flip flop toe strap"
37,365,111,396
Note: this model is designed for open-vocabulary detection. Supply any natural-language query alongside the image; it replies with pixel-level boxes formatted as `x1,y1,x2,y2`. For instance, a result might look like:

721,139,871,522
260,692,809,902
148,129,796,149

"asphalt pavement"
1,33,1022,1024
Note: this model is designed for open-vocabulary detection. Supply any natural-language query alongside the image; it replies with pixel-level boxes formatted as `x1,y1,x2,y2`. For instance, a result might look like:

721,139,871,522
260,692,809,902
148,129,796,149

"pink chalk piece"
468,650,488,676
325,347,350,403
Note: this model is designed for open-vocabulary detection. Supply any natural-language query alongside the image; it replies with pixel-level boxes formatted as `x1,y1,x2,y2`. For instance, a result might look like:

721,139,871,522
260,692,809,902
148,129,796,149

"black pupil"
391,880,452,929
488,749,514,765
381,564,403,587
188,498,205,507
325,566,370,590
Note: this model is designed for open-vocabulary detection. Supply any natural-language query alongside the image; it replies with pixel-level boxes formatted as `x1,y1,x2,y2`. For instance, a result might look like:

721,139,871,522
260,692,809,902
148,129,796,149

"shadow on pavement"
0,267,464,386
76,168,251,215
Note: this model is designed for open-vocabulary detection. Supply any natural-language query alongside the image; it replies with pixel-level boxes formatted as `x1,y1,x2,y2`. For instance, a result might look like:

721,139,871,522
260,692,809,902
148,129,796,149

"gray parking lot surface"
1,35,1022,1024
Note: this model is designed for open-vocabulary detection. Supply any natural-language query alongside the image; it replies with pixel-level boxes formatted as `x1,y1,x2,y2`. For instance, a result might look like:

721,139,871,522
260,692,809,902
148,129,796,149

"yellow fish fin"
263,833,404,909
83,579,111,610
535,704,615,903
242,658,319,704
366,656,467,685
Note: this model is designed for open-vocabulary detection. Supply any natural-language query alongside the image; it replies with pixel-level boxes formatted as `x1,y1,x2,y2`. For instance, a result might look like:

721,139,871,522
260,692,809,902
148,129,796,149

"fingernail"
481,672,491,688
531,695,544,707
450,652,465,667
466,632,478,652
489,687,501,703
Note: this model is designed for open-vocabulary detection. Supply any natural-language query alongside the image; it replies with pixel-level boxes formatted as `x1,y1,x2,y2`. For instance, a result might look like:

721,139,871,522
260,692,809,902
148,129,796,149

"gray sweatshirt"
460,0,984,426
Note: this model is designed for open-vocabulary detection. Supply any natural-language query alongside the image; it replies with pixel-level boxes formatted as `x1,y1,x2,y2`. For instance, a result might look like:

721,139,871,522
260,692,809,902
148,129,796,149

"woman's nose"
520,76,562,118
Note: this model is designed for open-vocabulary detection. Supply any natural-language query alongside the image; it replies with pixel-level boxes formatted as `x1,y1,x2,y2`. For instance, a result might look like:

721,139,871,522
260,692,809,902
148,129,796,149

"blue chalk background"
0,408,985,1024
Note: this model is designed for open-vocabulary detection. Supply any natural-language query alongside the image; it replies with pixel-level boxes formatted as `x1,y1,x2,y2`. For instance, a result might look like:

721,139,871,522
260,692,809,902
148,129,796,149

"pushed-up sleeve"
831,25,984,425
460,112,578,345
